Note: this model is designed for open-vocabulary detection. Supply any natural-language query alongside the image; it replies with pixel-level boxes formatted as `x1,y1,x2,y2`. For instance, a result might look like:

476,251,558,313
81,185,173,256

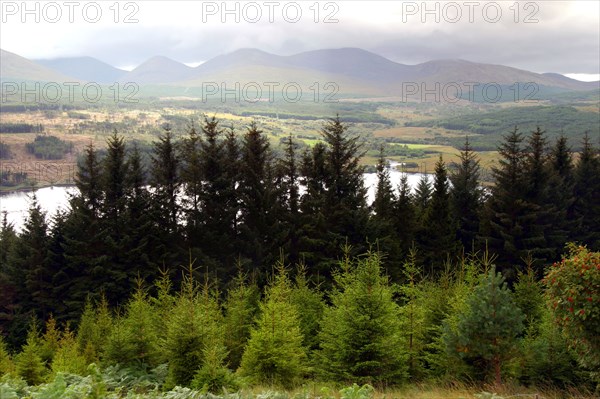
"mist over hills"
2,47,598,97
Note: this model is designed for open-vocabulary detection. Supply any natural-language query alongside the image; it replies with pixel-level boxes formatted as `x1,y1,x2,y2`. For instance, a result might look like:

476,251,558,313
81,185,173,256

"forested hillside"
0,117,599,396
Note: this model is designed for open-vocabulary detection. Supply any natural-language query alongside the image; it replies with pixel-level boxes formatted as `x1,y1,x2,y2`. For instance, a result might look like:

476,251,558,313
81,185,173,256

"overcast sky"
1,1,599,80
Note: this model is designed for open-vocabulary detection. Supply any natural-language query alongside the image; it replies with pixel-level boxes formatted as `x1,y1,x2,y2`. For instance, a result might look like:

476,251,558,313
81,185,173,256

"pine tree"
481,127,531,276
573,133,600,249
413,174,432,219
545,135,576,260
14,326,46,385
222,269,260,370
290,263,324,353
238,122,279,276
420,156,458,274
372,146,396,220
317,251,407,384
123,144,157,283
521,127,556,268
179,121,203,244
7,196,49,323
105,281,160,369
150,125,180,234
0,334,14,376
0,211,18,339
446,267,524,385
321,116,369,253
59,143,107,317
164,262,227,388
368,146,402,277
239,261,307,387
197,117,239,276
394,174,417,257
450,138,483,250
99,131,131,305
298,143,330,278
150,126,182,273
276,134,302,264
50,325,87,376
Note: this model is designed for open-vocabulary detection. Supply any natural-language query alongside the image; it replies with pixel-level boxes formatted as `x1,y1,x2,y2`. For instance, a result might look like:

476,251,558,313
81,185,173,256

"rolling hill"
1,47,598,98
35,56,126,84
0,49,79,83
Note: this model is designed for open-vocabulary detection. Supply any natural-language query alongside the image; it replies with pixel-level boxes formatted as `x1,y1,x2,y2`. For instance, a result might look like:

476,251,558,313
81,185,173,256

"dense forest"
0,116,598,395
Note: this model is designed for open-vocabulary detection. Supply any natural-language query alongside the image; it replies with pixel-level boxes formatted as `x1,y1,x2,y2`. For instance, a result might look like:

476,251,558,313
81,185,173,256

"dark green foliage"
450,138,483,249
420,156,458,274
25,135,73,160
445,267,524,385
238,122,279,276
299,116,369,282
317,251,407,384
572,134,600,250
481,127,531,276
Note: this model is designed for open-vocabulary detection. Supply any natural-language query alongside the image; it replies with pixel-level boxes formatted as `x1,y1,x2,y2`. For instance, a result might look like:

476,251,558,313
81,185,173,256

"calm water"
0,165,428,232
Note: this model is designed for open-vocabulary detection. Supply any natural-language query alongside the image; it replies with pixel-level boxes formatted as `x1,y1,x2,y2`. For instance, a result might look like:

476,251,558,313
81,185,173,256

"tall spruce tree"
394,174,417,258
179,121,203,249
369,146,402,277
420,156,458,274
521,127,556,269
238,122,278,277
573,133,600,250
481,127,530,276
276,134,302,264
450,138,483,250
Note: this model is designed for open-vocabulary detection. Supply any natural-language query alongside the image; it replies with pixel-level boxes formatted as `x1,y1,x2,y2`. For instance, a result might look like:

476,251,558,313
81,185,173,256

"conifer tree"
164,262,227,388
50,325,87,376
573,133,600,249
318,251,407,384
421,156,458,274
481,127,530,275
0,334,14,376
450,138,483,249
239,261,307,387
238,122,279,276
222,269,260,370
413,174,432,219
7,196,49,322
0,212,18,339
321,116,368,256
521,127,556,268
14,326,46,385
372,146,396,220
276,134,302,264
290,263,324,353
298,143,330,277
179,121,203,243
105,281,160,369
394,174,417,257
150,126,182,274
369,146,402,277
446,267,524,385
150,125,181,235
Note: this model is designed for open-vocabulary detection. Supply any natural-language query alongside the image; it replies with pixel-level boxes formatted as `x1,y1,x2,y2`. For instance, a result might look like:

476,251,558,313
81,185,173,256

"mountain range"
1,48,598,97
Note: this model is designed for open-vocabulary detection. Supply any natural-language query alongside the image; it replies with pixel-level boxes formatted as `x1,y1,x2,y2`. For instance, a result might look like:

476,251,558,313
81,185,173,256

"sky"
1,0,599,81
